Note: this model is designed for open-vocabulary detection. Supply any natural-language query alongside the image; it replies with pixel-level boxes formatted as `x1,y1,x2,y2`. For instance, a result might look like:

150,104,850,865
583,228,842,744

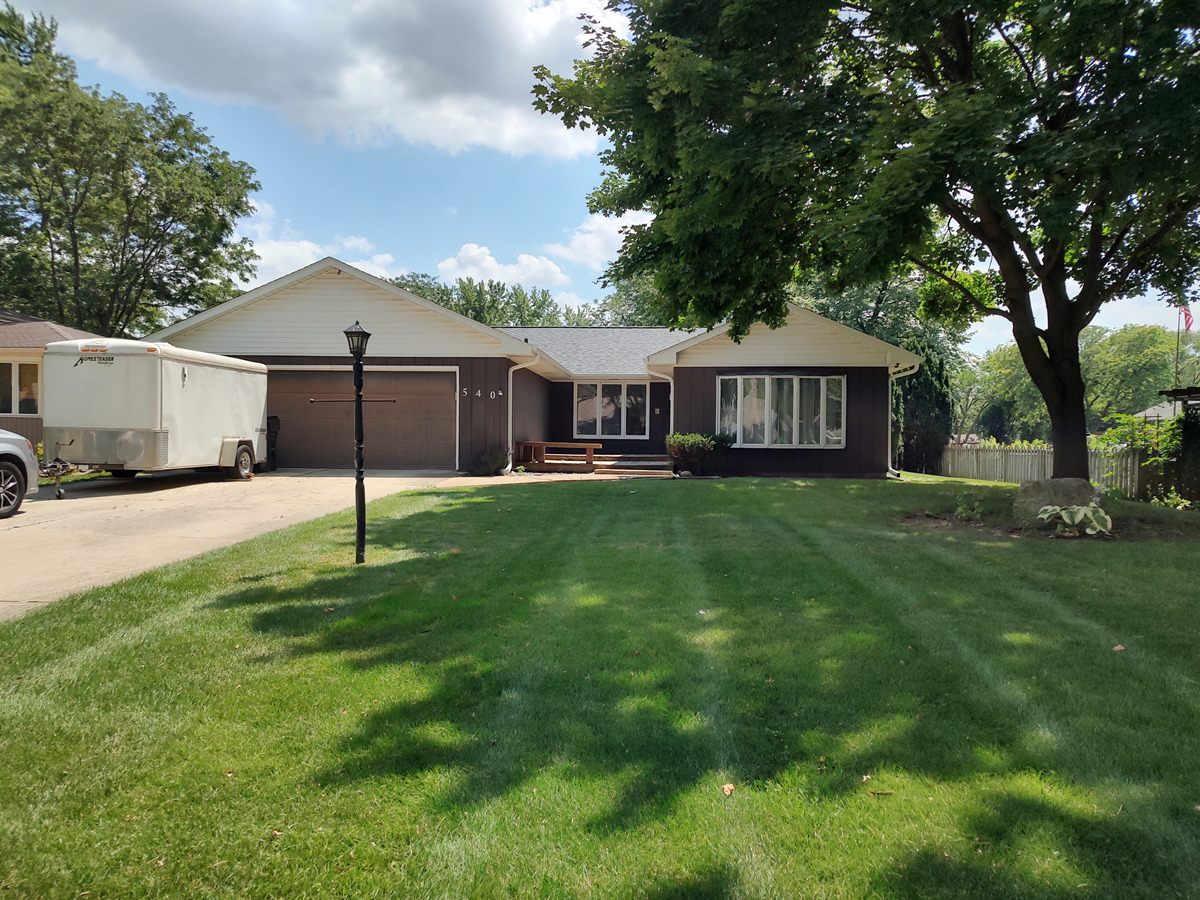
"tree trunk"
1045,378,1091,479
1012,318,1092,481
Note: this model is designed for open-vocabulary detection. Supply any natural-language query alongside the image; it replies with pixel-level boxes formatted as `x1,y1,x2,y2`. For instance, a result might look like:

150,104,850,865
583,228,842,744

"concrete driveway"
0,468,453,620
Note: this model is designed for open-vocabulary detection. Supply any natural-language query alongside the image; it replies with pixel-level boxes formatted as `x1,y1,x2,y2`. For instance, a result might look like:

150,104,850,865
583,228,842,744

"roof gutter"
888,362,922,478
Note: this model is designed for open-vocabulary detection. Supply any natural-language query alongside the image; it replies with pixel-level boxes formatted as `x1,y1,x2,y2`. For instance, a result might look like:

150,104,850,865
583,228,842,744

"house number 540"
463,388,503,399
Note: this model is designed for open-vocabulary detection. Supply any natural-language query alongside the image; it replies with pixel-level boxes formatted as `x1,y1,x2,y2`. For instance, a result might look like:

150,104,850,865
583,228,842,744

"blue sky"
29,0,1187,354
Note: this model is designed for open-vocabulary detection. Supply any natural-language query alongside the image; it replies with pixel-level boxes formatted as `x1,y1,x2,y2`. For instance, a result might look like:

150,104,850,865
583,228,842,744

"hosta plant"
1038,502,1113,537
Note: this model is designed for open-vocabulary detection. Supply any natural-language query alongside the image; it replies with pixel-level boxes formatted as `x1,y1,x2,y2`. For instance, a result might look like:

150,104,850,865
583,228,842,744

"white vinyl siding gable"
659,307,923,370
680,323,889,367
169,271,510,358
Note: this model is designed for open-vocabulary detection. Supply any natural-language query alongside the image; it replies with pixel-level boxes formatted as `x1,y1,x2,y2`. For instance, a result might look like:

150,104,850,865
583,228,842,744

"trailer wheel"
0,461,25,519
231,445,254,480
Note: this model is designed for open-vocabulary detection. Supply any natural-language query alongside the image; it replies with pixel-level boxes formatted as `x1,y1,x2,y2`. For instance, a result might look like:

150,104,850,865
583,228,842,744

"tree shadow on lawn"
870,790,1192,900
212,483,1199,893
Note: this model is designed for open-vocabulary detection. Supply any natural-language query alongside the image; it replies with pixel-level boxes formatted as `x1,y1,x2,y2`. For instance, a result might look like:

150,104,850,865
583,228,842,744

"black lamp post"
345,321,371,564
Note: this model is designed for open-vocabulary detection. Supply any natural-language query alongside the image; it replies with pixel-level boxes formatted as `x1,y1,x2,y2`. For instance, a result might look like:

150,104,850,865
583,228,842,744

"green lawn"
2,478,1198,898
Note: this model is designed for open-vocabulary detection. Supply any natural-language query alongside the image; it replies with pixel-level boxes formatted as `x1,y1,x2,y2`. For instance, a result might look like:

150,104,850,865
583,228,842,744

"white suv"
0,428,39,518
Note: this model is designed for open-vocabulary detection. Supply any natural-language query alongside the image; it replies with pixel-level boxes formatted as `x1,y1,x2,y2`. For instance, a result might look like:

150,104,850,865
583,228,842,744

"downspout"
888,362,921,477
660,370,675,436
504,351,540,474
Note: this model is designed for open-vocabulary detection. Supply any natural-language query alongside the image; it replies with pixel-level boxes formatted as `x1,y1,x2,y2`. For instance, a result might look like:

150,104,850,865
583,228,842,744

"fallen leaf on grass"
1113,645,1125,652
861,774,872,783
868,790,895,797
722,783,735,796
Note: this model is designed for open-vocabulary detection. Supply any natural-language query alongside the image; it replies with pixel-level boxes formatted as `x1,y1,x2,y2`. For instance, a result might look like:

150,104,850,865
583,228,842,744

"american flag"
1185,305,1194,333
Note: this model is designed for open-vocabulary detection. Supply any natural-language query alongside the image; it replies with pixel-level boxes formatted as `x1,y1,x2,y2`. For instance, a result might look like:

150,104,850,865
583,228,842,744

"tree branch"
993,20,1038,93
1104,202,1200,311
904,254,1012,322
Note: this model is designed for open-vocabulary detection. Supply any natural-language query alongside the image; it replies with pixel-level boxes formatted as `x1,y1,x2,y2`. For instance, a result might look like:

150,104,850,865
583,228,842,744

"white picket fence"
941,446,1145,496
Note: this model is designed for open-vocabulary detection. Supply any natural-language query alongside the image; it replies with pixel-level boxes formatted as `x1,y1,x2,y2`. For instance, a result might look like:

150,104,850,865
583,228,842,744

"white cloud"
544,211,654,271
437,243,570,287
239,202,406,286
553,291,588,308
41,0,621,158
1090,293,1189,333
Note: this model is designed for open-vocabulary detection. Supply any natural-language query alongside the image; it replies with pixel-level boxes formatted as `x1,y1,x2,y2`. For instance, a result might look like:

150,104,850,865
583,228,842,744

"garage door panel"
269,371,457,469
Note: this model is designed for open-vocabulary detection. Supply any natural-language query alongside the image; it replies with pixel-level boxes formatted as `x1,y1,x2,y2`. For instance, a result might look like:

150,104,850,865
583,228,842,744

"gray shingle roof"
0,309,103,348
1134,400,1182,420
498,326,700,377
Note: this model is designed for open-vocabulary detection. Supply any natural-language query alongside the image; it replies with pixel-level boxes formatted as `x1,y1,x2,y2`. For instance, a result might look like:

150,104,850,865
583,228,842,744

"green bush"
467,448,509,477
665,433,729,475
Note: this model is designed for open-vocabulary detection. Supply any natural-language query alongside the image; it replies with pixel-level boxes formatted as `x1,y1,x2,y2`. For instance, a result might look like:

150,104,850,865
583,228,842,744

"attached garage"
268,370,458,469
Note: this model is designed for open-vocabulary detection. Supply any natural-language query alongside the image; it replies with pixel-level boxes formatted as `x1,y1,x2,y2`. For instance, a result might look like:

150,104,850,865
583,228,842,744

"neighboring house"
1134,400,1182,422
149,257,922,476
0,310,103,447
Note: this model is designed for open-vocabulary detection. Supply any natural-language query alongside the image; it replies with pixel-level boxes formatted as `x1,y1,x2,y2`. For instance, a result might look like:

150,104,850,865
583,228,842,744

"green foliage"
1092,413,1182,461
390,273,565,327
664,432,728,474
534,0,1200,478
1038,503,1114,537
1150,489,1192,511
466,448,510,477
954,492,983,522
961,327,1196,442
583,272,681,326
976,437,1049,451
664,432,716,457
0,7,259,336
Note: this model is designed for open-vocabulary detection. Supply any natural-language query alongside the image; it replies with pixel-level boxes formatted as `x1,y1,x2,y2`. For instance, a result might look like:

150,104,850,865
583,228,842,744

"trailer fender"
218,438,242,467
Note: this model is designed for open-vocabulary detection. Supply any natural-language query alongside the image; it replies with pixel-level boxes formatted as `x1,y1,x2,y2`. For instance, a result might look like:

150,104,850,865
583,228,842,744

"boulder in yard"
1014,478,1100,529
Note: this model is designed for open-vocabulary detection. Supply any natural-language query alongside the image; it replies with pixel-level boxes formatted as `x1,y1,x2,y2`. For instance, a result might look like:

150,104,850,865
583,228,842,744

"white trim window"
718,375,844,448
575,382,649,439
0,360,39,416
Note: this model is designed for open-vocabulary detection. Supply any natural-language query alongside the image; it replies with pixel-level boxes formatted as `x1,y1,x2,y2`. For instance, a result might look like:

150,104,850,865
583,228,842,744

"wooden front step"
520,462,595,473
519,452,674,476
547,453,672,473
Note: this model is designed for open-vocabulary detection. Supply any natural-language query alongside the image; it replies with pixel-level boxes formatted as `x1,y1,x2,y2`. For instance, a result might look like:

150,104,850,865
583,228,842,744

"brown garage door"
269,370,457,469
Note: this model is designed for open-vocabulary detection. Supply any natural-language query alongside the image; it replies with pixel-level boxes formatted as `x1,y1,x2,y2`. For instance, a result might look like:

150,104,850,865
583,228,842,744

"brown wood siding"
673,366,891,476
0,415,41,448
242,356,515,470
545,381,671,454
512,369,550,444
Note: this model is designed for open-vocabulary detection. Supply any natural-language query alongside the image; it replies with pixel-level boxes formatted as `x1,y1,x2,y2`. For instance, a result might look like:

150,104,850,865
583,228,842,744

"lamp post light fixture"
345,321,371,564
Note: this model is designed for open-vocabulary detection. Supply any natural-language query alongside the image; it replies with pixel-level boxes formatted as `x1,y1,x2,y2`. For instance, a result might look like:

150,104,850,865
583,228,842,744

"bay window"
718,375,844,448
575,382,649,439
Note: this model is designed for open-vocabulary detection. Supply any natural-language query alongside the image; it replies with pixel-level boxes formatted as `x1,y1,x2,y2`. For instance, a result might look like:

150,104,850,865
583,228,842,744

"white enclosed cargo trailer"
42,339,268,478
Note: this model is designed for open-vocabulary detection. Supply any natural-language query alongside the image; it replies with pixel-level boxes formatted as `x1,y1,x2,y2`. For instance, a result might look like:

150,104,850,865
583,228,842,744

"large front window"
718,375,844,448
0,362,39,415
575,382,649,439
